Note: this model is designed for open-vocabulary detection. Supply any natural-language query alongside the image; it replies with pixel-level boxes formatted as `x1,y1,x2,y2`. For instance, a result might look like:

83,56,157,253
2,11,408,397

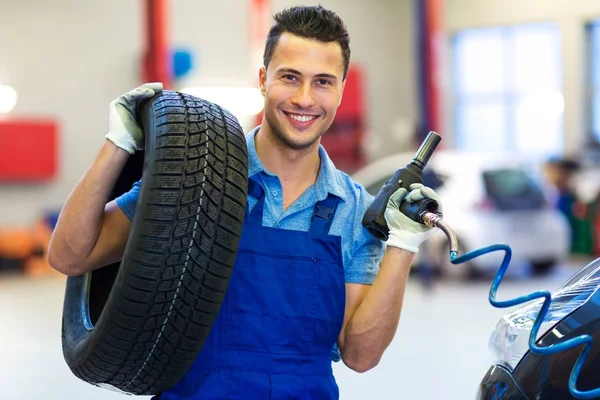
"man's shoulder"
318,146,373,205
329,166,375,209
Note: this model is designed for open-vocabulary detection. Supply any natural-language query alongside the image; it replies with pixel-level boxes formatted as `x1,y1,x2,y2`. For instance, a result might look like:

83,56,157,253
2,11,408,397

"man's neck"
254,125,321,187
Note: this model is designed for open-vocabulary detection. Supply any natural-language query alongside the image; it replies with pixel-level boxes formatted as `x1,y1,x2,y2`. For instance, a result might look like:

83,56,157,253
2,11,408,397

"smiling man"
259,32,343,153
48,5,443,399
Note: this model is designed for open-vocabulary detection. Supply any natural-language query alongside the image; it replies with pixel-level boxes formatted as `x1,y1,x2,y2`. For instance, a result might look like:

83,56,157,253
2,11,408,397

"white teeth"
289,114,316,123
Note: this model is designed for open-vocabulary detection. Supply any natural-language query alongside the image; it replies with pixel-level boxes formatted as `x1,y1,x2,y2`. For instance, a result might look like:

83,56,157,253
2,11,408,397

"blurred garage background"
2,0,600,399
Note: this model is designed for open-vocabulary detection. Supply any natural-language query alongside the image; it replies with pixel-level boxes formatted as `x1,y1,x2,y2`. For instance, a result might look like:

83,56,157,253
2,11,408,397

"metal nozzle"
421,212,458,255
412,131,442,170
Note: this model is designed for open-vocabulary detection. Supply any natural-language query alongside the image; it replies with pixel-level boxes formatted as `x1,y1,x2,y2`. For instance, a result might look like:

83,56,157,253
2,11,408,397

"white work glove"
105,82,163,154
384,183,443,253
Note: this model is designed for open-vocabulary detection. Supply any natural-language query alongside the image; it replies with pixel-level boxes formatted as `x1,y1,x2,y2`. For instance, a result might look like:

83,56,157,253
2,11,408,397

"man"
48,5,443,399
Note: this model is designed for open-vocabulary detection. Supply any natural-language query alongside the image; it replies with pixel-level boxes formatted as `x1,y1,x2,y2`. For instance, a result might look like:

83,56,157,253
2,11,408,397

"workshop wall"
0,1,144,226
445,0,600,156
0,0,416,226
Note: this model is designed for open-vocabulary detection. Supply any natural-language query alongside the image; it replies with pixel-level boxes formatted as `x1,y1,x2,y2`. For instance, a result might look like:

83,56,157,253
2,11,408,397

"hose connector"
421,211,459,257
421,211,442,228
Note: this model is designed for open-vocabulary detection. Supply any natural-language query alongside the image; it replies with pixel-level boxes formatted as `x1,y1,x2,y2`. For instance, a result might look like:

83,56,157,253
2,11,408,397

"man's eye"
283,75,297,81
318,79,332,86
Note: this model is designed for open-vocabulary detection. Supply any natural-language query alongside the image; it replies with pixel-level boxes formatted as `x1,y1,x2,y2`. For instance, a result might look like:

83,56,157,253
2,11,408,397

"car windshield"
482,168,546,211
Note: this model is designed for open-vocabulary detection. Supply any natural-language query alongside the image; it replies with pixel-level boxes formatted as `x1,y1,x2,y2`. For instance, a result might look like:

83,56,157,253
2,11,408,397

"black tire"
61,90,248,395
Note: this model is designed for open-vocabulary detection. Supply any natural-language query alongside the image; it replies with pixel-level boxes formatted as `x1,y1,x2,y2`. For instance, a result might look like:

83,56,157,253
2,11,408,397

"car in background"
351,150,571,280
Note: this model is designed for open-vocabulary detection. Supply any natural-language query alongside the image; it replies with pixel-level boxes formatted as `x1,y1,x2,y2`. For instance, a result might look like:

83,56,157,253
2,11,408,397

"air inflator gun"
361,131,443,241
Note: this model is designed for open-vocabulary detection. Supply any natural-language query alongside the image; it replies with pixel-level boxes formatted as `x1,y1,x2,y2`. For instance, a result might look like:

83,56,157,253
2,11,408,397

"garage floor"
0,260,591,400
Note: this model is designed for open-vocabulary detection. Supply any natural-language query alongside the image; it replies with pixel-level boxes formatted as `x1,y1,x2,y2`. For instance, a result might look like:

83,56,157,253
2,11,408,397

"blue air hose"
448,244,599,399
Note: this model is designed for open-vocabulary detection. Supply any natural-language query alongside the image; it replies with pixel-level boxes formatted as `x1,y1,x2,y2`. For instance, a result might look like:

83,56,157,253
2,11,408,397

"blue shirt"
115,126,384,284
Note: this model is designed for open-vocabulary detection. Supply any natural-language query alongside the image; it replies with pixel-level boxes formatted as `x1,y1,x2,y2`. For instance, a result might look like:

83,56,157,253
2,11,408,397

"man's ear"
259,66,267,97
338,79,347,106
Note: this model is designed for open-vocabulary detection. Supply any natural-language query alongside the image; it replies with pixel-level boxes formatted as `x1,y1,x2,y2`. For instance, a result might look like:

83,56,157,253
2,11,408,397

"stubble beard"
267,116,324,153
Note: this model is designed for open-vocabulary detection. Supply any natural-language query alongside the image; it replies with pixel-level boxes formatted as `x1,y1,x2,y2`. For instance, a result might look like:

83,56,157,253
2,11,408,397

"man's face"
259,32,346,151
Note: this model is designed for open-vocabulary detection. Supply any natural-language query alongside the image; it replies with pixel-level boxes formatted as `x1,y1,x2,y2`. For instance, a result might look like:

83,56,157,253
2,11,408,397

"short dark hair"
263,5,351,80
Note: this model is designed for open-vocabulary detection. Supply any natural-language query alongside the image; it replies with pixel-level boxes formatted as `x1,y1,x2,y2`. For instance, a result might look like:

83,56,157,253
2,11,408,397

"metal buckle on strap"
312,204,333,221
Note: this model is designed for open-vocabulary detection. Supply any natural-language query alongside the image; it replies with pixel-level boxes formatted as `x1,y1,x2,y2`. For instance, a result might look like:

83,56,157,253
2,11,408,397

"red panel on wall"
0,119,59,182
319,63,367,173
332,64,365,122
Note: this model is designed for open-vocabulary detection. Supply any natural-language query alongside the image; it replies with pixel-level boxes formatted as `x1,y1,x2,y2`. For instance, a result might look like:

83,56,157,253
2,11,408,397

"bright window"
452,23,563,156
587,21,600,145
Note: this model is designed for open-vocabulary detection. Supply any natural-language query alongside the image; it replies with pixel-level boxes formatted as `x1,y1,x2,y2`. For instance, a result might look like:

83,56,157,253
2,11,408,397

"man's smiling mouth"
283,111,320,124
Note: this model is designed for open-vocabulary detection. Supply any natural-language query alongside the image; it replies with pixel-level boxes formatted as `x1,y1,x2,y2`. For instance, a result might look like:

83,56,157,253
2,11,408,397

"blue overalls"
159,178,346,399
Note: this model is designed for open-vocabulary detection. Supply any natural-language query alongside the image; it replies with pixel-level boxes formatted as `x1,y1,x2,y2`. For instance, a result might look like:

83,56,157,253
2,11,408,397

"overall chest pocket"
223,252,320,354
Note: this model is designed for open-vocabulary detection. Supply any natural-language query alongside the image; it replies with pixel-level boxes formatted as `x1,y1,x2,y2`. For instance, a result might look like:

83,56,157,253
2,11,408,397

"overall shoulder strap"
309,194,341,235
245,177,266,225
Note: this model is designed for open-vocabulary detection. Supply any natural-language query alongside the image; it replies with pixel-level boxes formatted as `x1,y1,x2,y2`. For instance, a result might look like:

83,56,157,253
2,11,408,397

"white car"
352,150,571,280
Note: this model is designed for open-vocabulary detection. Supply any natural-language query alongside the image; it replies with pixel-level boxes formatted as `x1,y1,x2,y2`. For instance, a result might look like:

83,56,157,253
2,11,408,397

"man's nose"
290,83,316,109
